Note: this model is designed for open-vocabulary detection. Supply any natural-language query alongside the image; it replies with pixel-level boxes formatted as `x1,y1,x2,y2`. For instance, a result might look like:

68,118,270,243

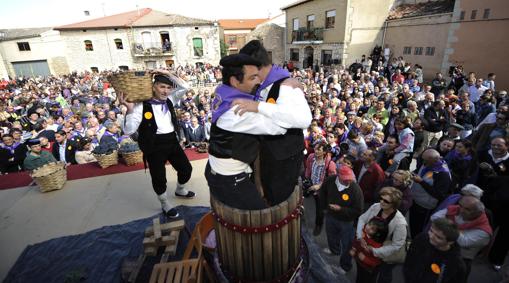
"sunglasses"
380,198,391,204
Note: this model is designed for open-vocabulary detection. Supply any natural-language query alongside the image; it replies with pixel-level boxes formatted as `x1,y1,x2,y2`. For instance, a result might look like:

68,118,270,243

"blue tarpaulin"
5,205,347,283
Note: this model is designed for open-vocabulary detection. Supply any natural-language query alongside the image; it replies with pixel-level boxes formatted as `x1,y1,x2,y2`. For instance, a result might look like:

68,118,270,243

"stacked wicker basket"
108,71,153,102
30,162,67,193
94,151,119,168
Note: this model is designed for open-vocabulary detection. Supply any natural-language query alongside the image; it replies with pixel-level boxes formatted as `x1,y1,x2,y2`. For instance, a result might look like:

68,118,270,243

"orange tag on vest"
431,263,441,274
425,172,433,179
342,194,349,201
267,98,276,104
144,112,153,120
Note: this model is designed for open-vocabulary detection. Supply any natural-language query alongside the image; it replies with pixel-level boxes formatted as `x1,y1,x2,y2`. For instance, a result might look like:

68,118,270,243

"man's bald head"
422,148,440,166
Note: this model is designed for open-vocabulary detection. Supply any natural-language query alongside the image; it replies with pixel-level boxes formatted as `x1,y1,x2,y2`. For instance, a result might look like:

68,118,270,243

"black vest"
261,78,304,160
208,123,259,165
137,100,180,154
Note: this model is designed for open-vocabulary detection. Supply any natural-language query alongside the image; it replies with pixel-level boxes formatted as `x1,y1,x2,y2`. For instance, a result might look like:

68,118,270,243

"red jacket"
305,154,336,182
446,205,493,236
352,226,384,270
354,161,385,203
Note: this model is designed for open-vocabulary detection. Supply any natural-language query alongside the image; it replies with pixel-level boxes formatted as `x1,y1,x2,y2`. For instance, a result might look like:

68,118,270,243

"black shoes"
174,191,196,198
162,208,180,219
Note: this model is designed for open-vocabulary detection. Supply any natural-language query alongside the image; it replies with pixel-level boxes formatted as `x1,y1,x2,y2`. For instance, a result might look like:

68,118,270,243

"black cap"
153,75,176,87
239,40,263,56
219,54,261,68
26,138,41,147
449,123,465,131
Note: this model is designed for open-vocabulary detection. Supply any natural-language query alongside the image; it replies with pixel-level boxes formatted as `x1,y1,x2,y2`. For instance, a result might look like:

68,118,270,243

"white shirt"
58,141,67,163
209,105,287,175
257,85,312,129
124,102,174,135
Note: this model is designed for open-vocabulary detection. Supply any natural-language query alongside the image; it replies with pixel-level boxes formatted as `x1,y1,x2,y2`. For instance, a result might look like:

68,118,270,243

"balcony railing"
132,42,173,56
291,27,324,42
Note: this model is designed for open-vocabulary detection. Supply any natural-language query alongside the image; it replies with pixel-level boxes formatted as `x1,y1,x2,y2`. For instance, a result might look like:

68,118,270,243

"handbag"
382,238,411,264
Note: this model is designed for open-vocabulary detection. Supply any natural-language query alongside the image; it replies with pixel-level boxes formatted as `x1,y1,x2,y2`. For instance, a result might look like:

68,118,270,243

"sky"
0,0,296,29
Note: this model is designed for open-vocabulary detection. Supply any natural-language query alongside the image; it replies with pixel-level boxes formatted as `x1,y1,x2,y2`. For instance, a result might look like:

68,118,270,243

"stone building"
56,8,221,72
282,0,395,69
247,23,286,65
218,19,268,54
0,28,70,79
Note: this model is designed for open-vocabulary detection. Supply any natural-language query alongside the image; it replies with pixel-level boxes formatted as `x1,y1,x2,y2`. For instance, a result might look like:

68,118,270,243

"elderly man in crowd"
410,148,452,238
431,195,492,281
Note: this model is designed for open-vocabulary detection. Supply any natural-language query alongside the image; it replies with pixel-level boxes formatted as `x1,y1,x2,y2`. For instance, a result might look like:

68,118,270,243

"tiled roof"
0,27,53,41
388,0,455,20
281,0,313,10
132,10,213,27
218,19,268,30
56,8,152,30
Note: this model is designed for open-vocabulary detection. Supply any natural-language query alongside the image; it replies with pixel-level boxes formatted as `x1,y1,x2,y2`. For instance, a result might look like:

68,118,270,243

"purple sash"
255,65,290,101
1,142,21,154
211,84,254,123
420,159,450,178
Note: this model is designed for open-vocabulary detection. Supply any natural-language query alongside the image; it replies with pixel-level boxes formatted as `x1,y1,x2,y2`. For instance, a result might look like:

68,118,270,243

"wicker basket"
94,150,119,168
121,150,143,166
30,162,67,193
108,71,153,102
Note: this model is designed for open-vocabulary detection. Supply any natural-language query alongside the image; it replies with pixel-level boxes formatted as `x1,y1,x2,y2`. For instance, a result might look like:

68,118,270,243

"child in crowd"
350,216,388,271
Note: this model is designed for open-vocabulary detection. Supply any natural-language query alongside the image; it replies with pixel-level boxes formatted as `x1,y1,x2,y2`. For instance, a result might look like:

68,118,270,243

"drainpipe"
381,20,388,47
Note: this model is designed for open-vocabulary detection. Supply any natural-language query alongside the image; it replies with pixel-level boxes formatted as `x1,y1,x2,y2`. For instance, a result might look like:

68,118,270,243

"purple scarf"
148,99,168,113
420,159,450,178
211,84,254,123
1,142,21,154
255,65,290,101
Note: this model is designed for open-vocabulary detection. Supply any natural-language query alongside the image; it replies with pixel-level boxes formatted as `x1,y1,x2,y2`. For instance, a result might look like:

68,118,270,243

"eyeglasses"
380,198,391,204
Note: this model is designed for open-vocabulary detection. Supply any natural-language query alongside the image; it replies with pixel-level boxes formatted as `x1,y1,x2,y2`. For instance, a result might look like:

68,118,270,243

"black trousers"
145,133,192,195
489,221,509,265
205,163,267,210
260,149,303,206
409,202,433,238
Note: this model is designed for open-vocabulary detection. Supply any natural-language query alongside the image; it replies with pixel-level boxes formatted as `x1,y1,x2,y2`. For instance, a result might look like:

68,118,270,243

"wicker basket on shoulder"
108,71,153,102
30,162,67,193
121,150,143,166
94,150,119,168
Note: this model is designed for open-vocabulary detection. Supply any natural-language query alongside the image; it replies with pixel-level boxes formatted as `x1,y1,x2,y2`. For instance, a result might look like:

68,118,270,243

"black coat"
52,140,77,164
184,125,206,144
0,143,27,173
423,107,448,132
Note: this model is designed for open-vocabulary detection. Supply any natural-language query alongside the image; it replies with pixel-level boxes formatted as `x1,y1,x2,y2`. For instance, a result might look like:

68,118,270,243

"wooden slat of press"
272,205,282,277
172,264,183,283
280,200,289,272
261,207,273,280
181,261,191,283
223,204,236,276
232,208,244,278
145,220,185,236
153,218,162,240
213,200,229,273
250,210,264,281
240,210,253,280
164,230,180,255
287,186,298,266
157,264,168,283
295,188,302,261
165,264,176,283
128,254,146,283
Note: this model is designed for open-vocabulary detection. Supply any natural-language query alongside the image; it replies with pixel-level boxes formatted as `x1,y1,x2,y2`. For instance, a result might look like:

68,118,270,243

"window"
290,48,299,61
17,42,30,51
471,10,477,20
403,46,412,55
483,9,490,19
119,65,129,71
425,47,435,56
321,50,332,66
84,40,93,51
307,15,315,30
90,67,99,73
228,35,237,46
460,11,465,20
414,47,423,55
267,51,273,62
192,38,203,57
292,18,299,31
114,38,123,49
325,10,336,29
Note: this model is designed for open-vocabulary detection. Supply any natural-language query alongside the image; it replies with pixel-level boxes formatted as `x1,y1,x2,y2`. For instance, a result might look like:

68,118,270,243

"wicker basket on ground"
30,162,67,193
94,150,119,168
108,71,153,102
121,150,143,166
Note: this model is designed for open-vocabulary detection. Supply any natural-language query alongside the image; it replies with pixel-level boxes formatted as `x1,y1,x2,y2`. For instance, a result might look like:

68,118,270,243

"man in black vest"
121,72,194,218
235,40,312,205
206,54,289,210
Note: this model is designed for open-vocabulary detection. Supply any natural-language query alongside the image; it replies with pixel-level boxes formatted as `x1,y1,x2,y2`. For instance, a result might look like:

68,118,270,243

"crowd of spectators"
0,50,508,282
